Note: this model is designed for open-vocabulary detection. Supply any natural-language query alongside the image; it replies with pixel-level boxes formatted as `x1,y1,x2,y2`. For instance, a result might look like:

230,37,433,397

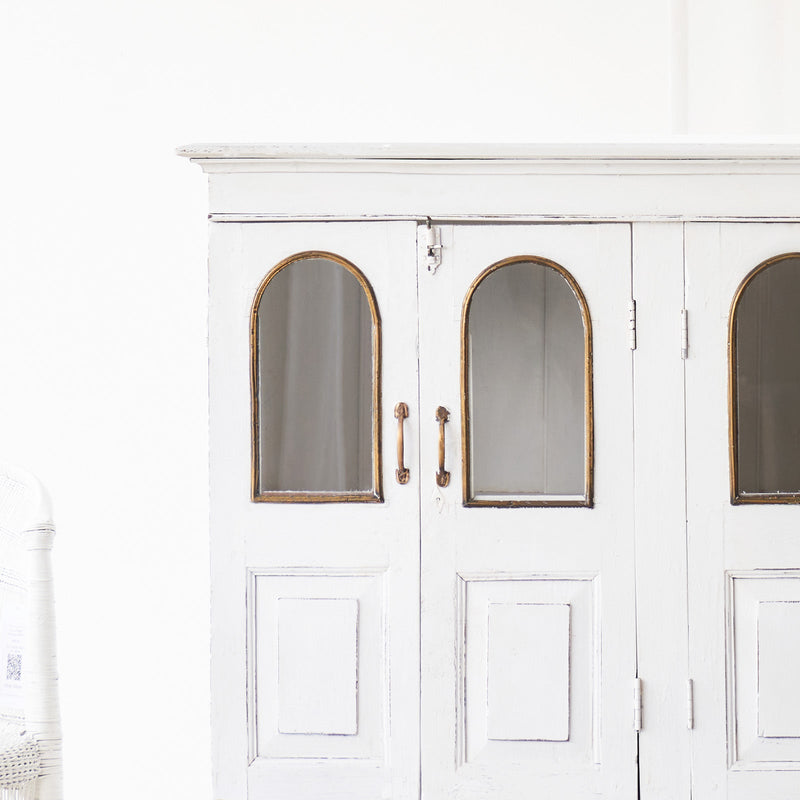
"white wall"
0,1,797,798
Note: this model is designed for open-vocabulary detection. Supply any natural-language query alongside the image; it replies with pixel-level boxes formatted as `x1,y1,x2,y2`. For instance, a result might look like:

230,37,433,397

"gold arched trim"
729,252,800,505
250,250,383,503
460,255,594,508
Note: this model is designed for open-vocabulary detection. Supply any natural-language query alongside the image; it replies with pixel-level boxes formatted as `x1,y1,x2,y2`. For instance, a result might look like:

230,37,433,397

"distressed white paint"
179,142,800,162
486,603,570,742
461,577,597,771
189,150,800,222
758,601,800,739
632,222,692,799
210,222,420,799
277,598,358,736
686,224,800,798
419,223,636,799
196,150,800,800
252,571,384,762
724,574,800,771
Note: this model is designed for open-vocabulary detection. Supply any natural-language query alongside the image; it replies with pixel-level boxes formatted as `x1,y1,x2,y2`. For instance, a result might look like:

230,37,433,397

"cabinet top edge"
177,141,800,164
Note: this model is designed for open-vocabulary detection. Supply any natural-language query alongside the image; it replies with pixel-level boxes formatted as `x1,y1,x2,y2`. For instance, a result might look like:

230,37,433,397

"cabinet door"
208,221,421,800
686,223,800,799
418,224,639,799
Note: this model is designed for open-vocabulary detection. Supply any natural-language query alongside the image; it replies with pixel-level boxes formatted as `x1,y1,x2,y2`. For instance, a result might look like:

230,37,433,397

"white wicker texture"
0,466,61,800
0,722,39,790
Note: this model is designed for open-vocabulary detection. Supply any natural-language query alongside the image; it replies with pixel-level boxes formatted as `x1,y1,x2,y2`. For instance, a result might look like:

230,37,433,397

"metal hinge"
425,219,442,273
687,678,694,729
628,300,637,350
681,308,689,360
634,677,643,731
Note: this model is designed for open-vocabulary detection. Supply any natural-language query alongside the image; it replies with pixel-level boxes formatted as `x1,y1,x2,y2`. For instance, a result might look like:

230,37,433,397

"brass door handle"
435,406,451,487
394,403,410,484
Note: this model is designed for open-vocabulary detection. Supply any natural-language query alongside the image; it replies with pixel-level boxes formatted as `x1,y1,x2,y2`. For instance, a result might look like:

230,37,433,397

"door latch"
426,220,442,273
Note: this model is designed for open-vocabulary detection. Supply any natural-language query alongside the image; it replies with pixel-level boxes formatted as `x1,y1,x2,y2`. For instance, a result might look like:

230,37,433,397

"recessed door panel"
462,575,597,768
251,571,387,760
727,574,800,768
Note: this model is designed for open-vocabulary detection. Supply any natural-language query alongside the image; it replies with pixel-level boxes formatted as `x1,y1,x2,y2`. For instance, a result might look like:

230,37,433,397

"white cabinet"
182,145,800,800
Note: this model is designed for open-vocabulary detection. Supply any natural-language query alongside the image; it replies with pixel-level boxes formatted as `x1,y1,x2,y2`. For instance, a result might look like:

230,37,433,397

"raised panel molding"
277,597,359,736
457,573,598,771
758,601,800,739
248,568,386,762
487,603,571,742
727,571,800,769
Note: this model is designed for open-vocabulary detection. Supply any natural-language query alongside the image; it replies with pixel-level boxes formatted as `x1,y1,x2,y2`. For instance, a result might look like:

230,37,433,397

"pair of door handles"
394,402,450,488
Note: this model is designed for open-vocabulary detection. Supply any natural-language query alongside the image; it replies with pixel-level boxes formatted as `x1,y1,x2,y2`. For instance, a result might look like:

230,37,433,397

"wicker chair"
0,465,61,800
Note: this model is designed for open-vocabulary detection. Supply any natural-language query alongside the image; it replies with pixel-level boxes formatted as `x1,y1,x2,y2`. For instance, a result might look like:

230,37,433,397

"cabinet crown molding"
181,142,800,222
178,142,800,173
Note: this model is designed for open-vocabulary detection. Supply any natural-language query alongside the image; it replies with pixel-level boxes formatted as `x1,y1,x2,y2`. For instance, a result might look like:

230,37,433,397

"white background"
1,1,799,797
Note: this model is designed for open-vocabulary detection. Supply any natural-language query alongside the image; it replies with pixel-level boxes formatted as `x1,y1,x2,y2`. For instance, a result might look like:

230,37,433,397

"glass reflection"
256,256,374,495
735,255,800,496
466,260,587,501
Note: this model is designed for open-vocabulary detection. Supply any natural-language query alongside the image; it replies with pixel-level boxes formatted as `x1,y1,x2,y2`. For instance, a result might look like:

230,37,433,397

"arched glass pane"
254,255,377,498
465,259,590,504
734,255,800,498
